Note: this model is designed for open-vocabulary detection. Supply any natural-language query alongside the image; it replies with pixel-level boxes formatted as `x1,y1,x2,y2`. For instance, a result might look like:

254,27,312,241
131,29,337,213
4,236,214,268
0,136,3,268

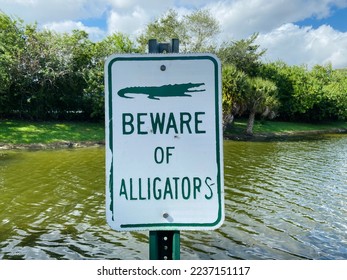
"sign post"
148,39,181,260
104,39,224,260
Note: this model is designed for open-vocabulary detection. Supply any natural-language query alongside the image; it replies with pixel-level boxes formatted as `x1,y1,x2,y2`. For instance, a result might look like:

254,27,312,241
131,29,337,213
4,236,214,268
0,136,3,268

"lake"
0,135,346,259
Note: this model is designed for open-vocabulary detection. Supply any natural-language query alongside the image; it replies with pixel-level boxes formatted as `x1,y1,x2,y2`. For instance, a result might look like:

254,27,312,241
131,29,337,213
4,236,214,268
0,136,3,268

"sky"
1,0,347,68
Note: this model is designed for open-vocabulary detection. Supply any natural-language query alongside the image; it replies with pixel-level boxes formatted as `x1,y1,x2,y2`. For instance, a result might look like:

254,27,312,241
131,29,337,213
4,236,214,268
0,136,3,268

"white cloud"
108,0,136,9
43,21,106,41
0,0,108,22
107,6,149,37
106,0,176,37
208,0,347,41
109,0,175,9
257,23,347,68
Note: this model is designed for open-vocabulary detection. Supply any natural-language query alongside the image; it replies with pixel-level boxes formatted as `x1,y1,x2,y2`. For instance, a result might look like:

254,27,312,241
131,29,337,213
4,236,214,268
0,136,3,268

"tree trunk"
246,110,256,135
223,112,234,132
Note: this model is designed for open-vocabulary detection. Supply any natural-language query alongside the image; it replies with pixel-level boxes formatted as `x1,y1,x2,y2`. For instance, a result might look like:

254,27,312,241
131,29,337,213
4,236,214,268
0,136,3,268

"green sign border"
106,54,223,230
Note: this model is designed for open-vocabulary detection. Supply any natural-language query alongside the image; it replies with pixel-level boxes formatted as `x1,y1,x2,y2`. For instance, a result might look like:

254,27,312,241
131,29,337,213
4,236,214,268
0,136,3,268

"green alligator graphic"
117,82,205,100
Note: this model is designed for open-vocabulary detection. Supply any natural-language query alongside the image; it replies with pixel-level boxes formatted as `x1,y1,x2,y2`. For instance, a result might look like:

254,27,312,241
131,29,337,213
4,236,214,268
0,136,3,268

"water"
0,135,346,259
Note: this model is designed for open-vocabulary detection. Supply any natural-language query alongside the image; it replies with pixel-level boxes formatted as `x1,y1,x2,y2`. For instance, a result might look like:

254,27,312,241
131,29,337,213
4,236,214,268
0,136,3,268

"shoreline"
1,128,346,150
224,127,347,141
0,140,105,151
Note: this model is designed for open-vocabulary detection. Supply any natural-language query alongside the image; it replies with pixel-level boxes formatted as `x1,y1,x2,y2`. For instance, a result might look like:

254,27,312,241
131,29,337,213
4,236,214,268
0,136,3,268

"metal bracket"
148,39,179,54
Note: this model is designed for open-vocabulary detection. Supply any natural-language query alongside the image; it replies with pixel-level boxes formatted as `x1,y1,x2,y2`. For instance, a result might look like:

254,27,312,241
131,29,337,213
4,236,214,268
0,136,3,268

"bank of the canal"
0,119,346,149
0,120,105,150
225,119,347,141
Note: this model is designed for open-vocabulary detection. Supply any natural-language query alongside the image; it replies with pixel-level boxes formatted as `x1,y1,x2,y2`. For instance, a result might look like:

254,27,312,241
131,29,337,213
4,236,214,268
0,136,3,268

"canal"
0,135,346,259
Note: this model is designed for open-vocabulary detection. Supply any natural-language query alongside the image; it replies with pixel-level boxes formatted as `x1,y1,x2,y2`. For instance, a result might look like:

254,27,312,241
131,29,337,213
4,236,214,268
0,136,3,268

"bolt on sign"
105,53,224,231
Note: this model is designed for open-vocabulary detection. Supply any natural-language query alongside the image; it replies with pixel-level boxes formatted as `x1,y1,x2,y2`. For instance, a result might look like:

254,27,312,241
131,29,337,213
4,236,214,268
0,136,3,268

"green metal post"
149,230,180,260
148,39,180,260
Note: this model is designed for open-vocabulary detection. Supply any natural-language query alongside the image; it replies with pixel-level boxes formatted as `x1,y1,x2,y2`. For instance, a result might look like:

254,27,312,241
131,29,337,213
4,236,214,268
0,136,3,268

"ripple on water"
1,136,347,259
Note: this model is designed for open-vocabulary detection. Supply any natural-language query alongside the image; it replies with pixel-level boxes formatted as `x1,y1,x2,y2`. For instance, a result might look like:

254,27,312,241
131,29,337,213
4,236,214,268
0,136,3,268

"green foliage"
218,33,266,77
0,12,138,121
138,9,220,52
0,13,25,112
222,63,278,134
245,77,278,113
221,64,248,129
260,62,347,121
218,33,278,134
243,77,278,135
1,9,347,125
137,9,185,52
322,69,347,120
182,9,220,52
83,33,138,119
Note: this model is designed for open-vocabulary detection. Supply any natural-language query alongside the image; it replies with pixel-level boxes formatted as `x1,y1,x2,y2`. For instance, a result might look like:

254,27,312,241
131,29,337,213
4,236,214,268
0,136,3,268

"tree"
219,34,278,134
83,32,138,119
0,19,50,119
244,77,278,135
222,63,278,135
182,9,220,52
218,33,266,77
137,9,220,52
322,68,347,120
260,62,347,121
0,11,139,121
259,61,294,120
137,9,185,52
222,64,249,130
0,12,26,116
2,10,345,123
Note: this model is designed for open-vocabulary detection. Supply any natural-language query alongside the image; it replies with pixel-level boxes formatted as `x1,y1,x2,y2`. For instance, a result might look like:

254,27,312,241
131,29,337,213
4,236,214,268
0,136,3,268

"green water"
1,135,346,259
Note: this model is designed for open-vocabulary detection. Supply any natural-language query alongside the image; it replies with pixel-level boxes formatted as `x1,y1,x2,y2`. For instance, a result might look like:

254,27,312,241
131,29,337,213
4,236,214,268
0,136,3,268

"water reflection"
0,135,347,259
222,135,347,260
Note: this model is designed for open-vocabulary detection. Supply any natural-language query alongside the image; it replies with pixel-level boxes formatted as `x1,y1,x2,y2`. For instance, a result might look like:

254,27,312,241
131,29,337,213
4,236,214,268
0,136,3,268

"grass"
0,119,105,144
227,118,347,135
0,118,346,145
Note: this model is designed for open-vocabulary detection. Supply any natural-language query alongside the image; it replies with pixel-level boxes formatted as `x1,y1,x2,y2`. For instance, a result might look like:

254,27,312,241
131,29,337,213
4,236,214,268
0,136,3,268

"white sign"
105,54,224,231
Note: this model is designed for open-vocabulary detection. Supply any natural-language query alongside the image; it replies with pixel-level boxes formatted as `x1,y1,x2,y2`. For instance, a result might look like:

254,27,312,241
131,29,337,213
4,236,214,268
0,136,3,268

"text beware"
122,112,206,135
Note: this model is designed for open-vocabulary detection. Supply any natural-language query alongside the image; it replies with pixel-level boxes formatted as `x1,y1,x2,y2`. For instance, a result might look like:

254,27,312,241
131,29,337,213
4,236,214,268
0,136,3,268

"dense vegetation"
1,10,346,135
0,12,137,121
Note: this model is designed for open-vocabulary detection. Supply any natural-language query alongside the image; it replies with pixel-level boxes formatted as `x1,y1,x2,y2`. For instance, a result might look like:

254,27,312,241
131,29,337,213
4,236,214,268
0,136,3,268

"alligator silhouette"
117,82,205,100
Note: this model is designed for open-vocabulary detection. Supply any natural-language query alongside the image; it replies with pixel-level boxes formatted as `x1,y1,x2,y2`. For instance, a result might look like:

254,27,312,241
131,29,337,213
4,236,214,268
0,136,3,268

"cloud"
0,0,108,22
257,23,347,68
107,6,149,36
42,20,106,41
208,0,347,41
108,0,176,17
203,0,347,68
106,0,176,36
